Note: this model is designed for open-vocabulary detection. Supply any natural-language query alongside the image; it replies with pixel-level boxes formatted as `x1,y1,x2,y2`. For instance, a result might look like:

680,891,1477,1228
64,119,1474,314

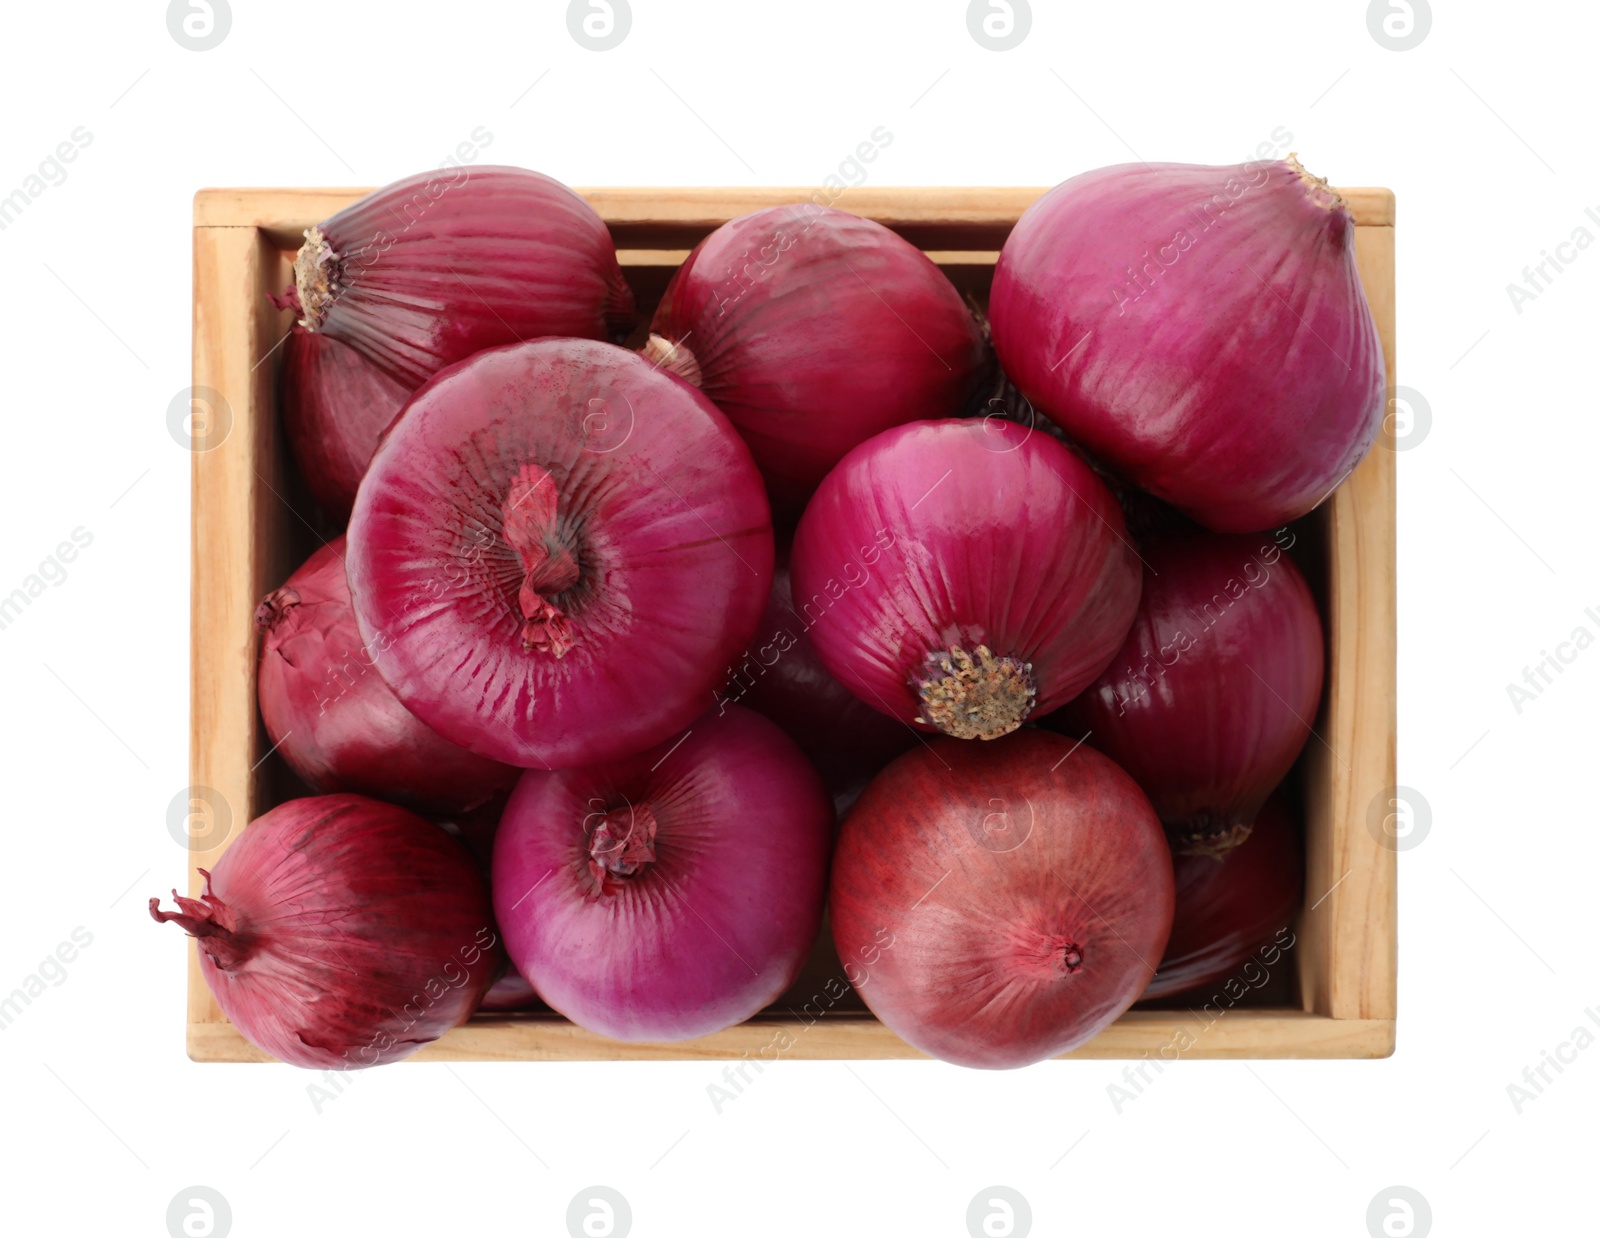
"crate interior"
247,213,1327,1032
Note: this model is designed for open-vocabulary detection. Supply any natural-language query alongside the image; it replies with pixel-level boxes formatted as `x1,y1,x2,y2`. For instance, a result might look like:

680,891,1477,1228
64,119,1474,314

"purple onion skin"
648,205,989,515
256,537,519,815
150,795,502,1070
281,329,411,523
347,338,773,771
990,160,1385,532
491,706,832,1041
790,419,1141,740
1142,795,1303,1000
295,166,636,388
1051,529,1324,842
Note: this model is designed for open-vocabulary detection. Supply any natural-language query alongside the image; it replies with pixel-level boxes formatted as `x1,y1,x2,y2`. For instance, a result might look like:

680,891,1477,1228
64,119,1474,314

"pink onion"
280,329,411,522
347,337,773,770
790,418,1141,740
1052,527,1324,852
990,158,1385,531
1143,794,1303,1000
256,537,518,814
724,555,916,812
645,205,989,517
492,706,832,1041
292,166,636,387
150,794,501,1069
830,730,1173,1068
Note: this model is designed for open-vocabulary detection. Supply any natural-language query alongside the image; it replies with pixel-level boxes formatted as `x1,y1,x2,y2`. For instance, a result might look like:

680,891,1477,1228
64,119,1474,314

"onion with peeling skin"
291,166,636,388
645,204,989,517
280,329,412,522
790,418,1141,741
1051,527,1324,853
990,158,1385,532
347,337,773,770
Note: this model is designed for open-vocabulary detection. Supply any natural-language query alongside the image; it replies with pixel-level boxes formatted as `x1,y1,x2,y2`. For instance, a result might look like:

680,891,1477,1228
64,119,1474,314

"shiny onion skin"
256,537,519,815
281,329,412,522
292,166,636,388
1143,795,1303,1000
150,795,501,1069
645,205,989,513
1053,528,1325,850
791,419,1141,741
990,159,1385,532
347,338,773,770
726,558,916,810
830,731,1173,1068
492,707,832,1041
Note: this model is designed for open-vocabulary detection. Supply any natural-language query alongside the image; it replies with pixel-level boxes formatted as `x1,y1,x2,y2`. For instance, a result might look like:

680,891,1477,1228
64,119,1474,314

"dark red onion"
292,166,635,387
1052,528,1324,852
1143,795,1303,1000
990,158,1385,531
791,419,1140,741
150,794,501,1069
256,536,518,815
280,329,411,522
492,706,832,1041
347,338,773,770
724,556,917,811
829,730,1173,1069
645,205,988,516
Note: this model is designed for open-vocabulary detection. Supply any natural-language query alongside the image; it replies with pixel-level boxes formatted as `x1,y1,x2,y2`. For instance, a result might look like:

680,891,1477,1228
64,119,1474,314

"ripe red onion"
256,536,518,814
292,166,635,388
492,706,832,1041
1143,795,1303,1000
280,329,411,522
725,556,916,811
644,205,988,515
1053,528,1324,852
990,158,1385,531
830,730,1173,1068
150,794,501,1068
347,338,773,770
791,419,1140,741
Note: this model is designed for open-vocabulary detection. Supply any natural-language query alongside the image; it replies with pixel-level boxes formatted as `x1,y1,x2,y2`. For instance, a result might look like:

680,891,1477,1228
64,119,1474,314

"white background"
0,1,1592,1235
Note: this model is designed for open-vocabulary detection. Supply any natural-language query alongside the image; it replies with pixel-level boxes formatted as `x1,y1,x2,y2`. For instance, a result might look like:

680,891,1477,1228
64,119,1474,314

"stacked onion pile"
154,158,1380,1069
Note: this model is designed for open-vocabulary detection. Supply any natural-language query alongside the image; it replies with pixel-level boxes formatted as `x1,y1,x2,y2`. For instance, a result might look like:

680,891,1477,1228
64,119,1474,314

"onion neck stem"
149,876,251,971
641,333,703,387
1168,815,1254,859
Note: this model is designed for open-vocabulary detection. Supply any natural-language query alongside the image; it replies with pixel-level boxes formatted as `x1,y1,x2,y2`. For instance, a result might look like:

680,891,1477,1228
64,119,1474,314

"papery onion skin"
790,418,1141,740
1051,528,1324,847
281,329,411,522
724,557,917,812
990,159,1385,532
294,166,636,388
347,338,773,770
257,537,519,814
1142,795,1303,1000
646,205,989,515
150,794,501,1069
491,706,832,1041
829,731,1173,1069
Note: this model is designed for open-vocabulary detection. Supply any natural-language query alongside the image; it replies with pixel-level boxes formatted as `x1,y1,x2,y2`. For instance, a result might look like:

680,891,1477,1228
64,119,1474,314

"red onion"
292,166,635,388
1143,794,1303,1000
990,158,1385,531
725,555,917,812
790,419,1140,741
347,338,773,770
280,329,411,522
256,536,518,814
1052,527,1324,852
830,730,1173,1068
492,706,832,1041
644,205,988,516
150,794,501,1069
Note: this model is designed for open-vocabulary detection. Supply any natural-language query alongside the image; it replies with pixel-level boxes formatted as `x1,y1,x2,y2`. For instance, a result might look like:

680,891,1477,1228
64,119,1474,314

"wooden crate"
187,186,1396,1063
